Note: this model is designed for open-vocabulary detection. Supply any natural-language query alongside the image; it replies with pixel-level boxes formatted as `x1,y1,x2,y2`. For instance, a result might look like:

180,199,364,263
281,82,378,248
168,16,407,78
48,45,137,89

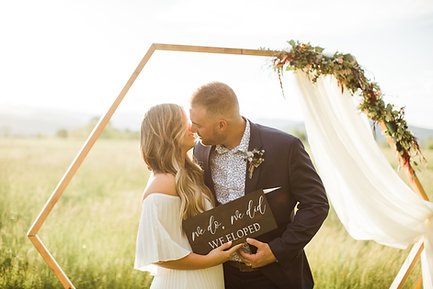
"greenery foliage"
273,40,423,168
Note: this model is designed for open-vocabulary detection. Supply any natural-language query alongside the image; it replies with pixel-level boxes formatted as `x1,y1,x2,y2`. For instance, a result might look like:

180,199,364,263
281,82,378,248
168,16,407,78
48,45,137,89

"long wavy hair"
140,103,215,220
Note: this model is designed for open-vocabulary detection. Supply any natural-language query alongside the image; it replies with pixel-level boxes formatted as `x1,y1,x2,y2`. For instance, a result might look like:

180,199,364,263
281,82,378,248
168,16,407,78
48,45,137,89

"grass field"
1,137,432,289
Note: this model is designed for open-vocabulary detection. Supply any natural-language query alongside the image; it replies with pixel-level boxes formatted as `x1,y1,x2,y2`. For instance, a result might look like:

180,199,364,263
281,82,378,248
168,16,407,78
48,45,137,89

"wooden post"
376,121,429,289
389,240,424,289
28,235,75,289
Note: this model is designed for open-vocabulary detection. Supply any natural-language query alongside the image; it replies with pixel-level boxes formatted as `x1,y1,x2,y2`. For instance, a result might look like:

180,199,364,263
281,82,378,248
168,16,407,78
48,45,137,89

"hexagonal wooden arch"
27,43,427,289
26,43,278,288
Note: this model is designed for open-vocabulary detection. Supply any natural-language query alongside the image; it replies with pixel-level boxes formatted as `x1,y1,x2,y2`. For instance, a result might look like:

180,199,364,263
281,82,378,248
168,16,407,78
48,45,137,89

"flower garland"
272,40,423,168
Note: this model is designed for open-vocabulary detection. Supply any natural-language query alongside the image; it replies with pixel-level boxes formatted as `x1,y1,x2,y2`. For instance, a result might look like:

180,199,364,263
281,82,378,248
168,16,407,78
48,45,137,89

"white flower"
244,148,265,179
322,49,335,58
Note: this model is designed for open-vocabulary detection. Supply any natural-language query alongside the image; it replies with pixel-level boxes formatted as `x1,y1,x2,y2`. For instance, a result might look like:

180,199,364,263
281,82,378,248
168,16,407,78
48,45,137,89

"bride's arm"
156,241,242,270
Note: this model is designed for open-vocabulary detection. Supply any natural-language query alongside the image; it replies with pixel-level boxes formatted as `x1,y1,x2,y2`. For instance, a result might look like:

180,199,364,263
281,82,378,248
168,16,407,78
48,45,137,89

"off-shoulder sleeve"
134,194,191,271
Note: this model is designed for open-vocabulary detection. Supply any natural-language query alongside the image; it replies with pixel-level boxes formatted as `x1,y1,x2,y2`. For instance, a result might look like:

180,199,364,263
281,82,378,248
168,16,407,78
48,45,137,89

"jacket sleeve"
268,138,329,267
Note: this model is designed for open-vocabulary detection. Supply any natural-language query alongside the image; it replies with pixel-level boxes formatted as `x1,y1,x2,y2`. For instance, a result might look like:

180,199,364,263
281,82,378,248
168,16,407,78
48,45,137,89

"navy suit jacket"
193,121,329,289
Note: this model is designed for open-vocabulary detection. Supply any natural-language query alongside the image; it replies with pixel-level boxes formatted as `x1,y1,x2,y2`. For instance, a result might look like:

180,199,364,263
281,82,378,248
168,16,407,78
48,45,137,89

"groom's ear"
217,119,228,130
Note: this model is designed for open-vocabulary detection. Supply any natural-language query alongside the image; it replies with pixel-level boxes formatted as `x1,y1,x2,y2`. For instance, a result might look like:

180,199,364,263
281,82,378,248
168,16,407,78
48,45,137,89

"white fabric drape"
294,72,433,288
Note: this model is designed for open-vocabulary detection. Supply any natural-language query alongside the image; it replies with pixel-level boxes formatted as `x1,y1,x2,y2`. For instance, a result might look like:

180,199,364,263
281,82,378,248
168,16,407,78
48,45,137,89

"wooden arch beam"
27,43,278,288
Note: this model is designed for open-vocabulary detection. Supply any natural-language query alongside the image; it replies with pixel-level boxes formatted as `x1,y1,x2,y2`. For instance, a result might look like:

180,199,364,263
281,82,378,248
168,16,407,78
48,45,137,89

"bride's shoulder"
142,173,177,200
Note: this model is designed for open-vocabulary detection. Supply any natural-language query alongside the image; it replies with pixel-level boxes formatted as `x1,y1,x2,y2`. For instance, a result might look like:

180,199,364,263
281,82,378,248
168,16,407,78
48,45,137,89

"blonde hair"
190,81,240,117
140,103,214,220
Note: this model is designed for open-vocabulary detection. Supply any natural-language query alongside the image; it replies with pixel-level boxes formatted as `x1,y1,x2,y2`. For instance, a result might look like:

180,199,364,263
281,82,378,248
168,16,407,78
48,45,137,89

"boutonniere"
244,148,265,179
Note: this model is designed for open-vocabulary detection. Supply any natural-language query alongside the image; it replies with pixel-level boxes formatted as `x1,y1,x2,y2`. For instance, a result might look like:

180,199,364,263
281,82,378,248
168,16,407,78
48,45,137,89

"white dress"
134,193,224,289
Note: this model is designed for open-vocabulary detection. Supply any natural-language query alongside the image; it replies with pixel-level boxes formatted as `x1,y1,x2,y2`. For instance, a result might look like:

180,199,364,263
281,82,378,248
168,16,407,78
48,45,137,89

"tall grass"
0,138,431,288
0,138,151,288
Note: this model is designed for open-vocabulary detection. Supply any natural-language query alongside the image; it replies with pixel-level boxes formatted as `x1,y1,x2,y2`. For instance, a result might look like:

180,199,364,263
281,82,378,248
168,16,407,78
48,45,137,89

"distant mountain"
369,123,433,144
256,118,433,144
408,125,433,142
251,117,305,133
1,105,432,143
0,105,141,137
0,105,92,136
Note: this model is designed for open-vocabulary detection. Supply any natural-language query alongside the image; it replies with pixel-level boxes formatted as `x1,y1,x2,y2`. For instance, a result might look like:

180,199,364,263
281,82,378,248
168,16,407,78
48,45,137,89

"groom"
190,82,329,289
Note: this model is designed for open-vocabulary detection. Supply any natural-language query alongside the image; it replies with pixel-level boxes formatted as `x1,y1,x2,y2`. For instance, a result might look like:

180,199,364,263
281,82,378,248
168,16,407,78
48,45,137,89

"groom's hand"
239,238,277,268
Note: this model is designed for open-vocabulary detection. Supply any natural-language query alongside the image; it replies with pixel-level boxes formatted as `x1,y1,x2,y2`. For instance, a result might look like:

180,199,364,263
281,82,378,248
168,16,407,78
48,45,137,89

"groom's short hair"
191,82,240,117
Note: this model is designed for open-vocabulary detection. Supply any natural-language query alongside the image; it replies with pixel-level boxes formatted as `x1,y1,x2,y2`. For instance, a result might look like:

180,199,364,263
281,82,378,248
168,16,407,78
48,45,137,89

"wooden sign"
182,189,277,255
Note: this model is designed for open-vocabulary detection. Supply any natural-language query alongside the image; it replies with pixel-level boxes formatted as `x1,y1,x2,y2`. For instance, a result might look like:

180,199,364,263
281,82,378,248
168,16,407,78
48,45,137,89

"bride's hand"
207,241,244,264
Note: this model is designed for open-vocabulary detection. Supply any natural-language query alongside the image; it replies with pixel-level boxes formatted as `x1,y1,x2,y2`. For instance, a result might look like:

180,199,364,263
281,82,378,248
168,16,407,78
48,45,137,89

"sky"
1,0,433,131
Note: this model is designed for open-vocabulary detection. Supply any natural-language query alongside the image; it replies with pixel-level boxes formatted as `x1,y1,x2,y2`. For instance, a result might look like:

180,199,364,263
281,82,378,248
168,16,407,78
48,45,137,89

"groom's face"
189,105,223,146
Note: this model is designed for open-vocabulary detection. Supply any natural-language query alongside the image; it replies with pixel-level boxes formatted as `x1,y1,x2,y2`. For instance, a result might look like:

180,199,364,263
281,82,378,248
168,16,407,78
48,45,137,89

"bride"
134,103,242,289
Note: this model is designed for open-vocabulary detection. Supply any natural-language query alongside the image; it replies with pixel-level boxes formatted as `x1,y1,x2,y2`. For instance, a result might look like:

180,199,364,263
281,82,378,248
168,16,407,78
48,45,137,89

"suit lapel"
245,121,263,194
203,145,216,195
194,142,216,195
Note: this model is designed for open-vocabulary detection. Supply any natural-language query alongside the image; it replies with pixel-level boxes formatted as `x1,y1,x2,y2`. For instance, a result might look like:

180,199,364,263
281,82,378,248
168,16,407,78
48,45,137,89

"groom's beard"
197,132,223,147
198,137,213,146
